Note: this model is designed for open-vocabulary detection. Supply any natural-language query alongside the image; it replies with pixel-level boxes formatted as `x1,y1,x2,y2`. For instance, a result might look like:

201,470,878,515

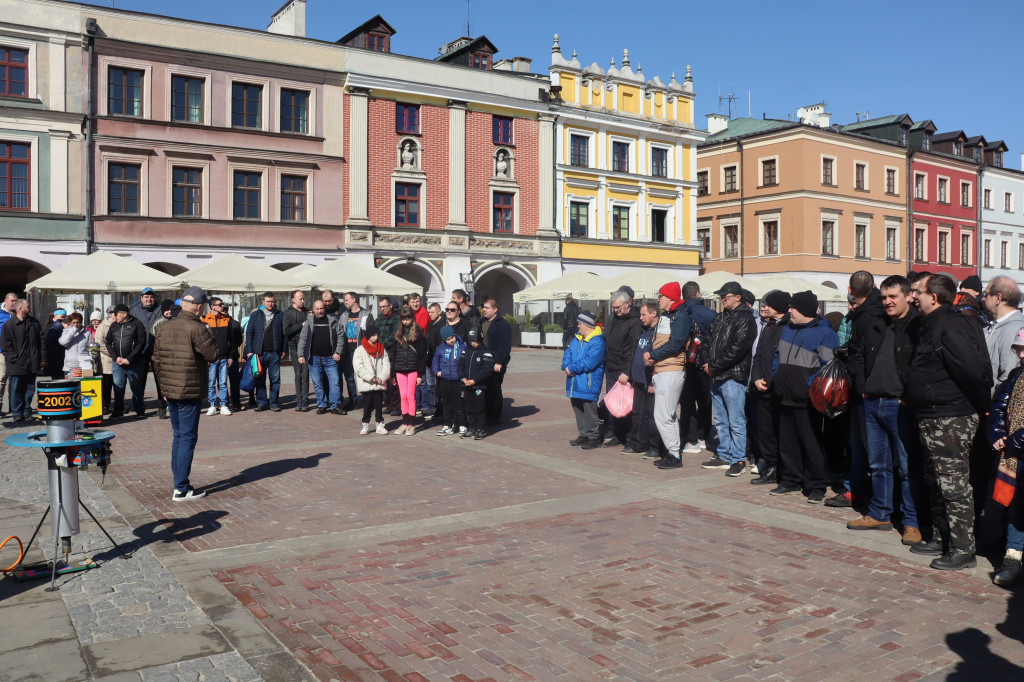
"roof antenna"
718,86,738,119
466,0,471,36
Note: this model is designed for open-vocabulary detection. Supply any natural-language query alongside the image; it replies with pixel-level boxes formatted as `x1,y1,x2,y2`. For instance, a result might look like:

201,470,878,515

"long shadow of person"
123,509,229,554
200,452,331,495
945,582,1024,680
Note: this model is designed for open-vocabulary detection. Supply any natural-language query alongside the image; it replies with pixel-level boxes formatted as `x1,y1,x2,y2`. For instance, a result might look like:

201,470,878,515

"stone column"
447,100,467,230
346,88,371,226
537,113,558,238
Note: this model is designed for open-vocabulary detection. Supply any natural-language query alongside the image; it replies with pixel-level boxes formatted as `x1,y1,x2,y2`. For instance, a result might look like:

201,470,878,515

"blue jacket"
432,338,465,380
682,298,716,335
561,327,606,400
991,366,1024,456
772,316,838,407
244,308,285,355
484,316,512,366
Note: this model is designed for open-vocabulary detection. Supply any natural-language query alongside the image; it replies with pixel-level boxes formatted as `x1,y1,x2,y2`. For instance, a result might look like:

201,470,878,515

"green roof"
910,119,934,131
839,114,910,132
703,117,796,143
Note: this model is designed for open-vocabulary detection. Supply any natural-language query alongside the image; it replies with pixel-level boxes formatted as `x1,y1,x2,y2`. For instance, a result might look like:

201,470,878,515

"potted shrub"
505,314,521,347
542,323,563,347
520,311,542,346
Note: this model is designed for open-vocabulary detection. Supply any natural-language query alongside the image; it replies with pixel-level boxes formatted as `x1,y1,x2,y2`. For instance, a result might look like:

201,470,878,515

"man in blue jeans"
698,281,757,477
152,286,218,501
297,299,345,414
846,275,926,544
244,292,285,412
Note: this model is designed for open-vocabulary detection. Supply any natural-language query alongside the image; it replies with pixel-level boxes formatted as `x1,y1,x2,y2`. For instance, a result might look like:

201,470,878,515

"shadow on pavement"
201,452,332,495
945,581,1024,680
125,510,230,553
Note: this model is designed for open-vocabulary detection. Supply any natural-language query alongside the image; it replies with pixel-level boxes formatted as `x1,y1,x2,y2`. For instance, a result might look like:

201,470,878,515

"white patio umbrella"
26,251,180,292
600,268,681,300
514,271,609,302
293,258,419,296
178,254,304,292
749,274,847,301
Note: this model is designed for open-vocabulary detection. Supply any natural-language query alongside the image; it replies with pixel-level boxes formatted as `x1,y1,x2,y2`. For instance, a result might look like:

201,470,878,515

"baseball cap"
181,286,209,305
141,287,155,294
113,304,130,314
713,281,744,297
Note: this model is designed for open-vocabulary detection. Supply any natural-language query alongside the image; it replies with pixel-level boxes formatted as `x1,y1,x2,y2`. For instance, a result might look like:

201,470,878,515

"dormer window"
367,33,388,51
974,147,982,161
898,126,908,146
472,53,490,70
922,132,932,150
954,141,963,155
995,151,1003,167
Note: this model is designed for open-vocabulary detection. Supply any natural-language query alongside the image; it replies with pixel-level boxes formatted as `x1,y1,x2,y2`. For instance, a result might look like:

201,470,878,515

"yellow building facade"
549,36,705,280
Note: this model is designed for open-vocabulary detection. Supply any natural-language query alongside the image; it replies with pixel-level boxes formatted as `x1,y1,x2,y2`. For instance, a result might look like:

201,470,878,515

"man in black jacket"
423,302,444,418
131,287,163,416
283,290,310,411
562,296,581,349
0,299,44,421
906,274,993,570
481,298,512,425
699,281,757,476
603,289,642,446
750,290,790,485
105,303,148,418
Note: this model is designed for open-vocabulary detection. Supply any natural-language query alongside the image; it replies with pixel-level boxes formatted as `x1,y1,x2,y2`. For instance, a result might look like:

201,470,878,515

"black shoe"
655,457,683,470
807,489,825,504
726,461,746,477
316,407,328,415
474,430,484,440
603,436,623,448
270,405,282,412
909,538,944,556
643,449,662,459
295,406,304,412
769,485,802,496
751,466,777,485
620,446,642,455
231,404,244,412
136,412,147,419
253,405,268,412
701,457,730,469
109,412,124,420
569,436,588,447
460,429,474,439
299,405,310,412
157,406,167,419
580,438,601,450
824,490,853,508
331,407,347,415
994,556,1023,586
930,552,977,571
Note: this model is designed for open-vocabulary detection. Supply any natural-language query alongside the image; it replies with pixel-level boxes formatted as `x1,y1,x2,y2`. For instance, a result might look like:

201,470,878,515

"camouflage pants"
918,415,978,554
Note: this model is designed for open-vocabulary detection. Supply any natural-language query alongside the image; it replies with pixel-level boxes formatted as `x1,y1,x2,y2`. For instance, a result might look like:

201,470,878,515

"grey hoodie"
987,309,1024,394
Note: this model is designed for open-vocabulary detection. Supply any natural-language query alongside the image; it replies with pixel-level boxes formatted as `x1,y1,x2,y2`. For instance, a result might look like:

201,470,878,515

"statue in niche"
495,151,509,178
401,141,416,169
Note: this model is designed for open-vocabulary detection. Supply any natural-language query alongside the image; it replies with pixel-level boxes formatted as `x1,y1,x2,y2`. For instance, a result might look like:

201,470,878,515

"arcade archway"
0,257,50,296
474,266,532,316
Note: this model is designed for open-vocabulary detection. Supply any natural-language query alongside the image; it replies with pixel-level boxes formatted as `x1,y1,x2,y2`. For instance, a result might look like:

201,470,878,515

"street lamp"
460,271,475,294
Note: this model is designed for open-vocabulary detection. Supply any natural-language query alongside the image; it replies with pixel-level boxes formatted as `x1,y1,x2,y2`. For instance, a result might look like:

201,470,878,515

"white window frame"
228,161,269,222
853,160,869,191
98,55,152,119
1001,240,1009,269
885,222,900,261
490,186,520,235
227,76,271,132
565,195,595,239
758,212,781,256
854,218,870,259
721,164,738,192
936,175,950,204
914,172,928,201
936,226,951,264
984,188,992,210
721,220,740,259
884,165,899,195
961,232,973,266
914,224,928,262
101,150,149,217
696,167,710,196
759,154,780,186
820,154,836,186
608,135,635,174
1005,191,1015,213
696,221,712,259
0,36,38,100
165,157,210,218
649,142,672,178
984,238,992,267
274,80,317,136
1018,243,1024,271
567,128,595,168
960,180,972,208
647,203,673,243
278,168,314,223
608,199,635,240
164,65,213,126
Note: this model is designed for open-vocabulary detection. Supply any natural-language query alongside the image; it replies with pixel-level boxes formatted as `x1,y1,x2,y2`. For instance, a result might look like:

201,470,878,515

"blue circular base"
5,430,116,449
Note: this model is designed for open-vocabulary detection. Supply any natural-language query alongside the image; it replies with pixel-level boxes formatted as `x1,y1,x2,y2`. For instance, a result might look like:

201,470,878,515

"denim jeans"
254,352,281,408
8,374,35,416
417,370,436,412
168,398,201,494
1006,493,1024,551
111,359,145,415
710,378,747,464
207,358,229,407
863,397,924,527
308,355,340,408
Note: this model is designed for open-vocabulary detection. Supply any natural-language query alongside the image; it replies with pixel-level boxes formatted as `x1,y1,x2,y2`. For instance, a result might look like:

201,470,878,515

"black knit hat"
790,291,819,318
364,323,379,338
764,290,791,314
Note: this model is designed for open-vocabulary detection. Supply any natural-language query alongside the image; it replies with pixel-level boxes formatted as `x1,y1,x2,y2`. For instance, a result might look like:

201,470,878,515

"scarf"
994,374,1024,506
361,337,384,359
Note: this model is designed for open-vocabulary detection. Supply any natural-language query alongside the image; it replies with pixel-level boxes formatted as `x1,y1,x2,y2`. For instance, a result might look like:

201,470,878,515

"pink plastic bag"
604,381,634,418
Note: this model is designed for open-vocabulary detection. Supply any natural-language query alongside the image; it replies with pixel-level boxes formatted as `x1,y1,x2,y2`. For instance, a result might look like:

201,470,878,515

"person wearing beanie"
749,290,791,485
458,325,495,440
678,281,717,455
961,275,983,296
643,281,693,469
562,309,605,449
698,281,758,477
769,290,838,504
432,323,467,436
352,323,390,434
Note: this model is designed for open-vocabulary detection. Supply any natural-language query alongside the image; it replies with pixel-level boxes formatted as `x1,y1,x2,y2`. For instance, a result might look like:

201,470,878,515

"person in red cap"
642,282,692,469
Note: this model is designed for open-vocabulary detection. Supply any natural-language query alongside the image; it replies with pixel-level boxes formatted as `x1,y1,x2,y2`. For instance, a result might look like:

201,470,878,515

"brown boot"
901,527,923,546
846,515,893,531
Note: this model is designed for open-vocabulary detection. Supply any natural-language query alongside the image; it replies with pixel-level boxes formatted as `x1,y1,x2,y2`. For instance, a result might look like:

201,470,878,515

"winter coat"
282,306,310,347
353,344,391,393
905,305,993,418
376,311,400,352
650,305,692,373
483,315,512,367
772,316,839,407
604,307,643,374
244,308,284,355
297,314,345,360
459,345,495,387
413,305,429,331
0,305,11,352
426,317,444,364
393,332,427,375
94,317,115,373
845,289,889,395
201,311,242,360
750,314,788,393
850,306,922,397
0,315,44,375
990,366,1024,454
59,326,92,374
43,322,66,375
130,300,162,353
151,310,219,400
105,316,147,364
433,338,466,381
682,298,716,335
987,309,1024,395
561,327,605,401
700,304,757,383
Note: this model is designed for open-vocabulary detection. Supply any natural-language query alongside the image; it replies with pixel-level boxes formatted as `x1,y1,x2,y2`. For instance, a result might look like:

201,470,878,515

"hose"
1,535,24,572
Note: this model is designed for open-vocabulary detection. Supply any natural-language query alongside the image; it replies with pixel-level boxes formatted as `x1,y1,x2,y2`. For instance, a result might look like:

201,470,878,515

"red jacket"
413,305,429,332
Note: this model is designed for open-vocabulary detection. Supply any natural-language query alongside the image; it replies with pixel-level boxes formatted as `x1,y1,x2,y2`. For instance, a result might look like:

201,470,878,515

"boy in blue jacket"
561,311,606,450
458,327,495,440
432,325,466,436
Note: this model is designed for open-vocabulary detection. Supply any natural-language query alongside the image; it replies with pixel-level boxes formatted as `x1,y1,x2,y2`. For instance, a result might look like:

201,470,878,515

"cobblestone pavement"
1,349,1022,681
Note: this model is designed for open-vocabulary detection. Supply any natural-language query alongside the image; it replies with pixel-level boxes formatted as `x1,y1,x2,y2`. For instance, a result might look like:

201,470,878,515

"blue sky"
83,0,1024,166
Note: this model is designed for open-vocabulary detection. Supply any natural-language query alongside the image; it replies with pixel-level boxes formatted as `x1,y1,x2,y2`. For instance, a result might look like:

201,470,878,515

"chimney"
707,113,729,135
268,0,306,38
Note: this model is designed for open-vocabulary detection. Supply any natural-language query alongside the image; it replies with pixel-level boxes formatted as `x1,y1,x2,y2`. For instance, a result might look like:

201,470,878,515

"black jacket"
604,307,642,374
458,345,495,386
484,316,512,366
750,314,788,392
130,300,162,354
282,306,309,346
905,305,993,418
105,316,148,363
853,306,922,397
700,304,757,382
0,315,45,375
845,289,888,395
393,333,427,375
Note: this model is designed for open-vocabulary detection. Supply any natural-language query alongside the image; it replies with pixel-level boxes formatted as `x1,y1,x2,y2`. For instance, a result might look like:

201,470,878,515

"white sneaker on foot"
206,406,218,416
376,422,388,435
359,422,371,435
682,442,702,454
394,424,407,435
458,426,468,435
219,405,232,416
172,488,207,502
437,426,453,436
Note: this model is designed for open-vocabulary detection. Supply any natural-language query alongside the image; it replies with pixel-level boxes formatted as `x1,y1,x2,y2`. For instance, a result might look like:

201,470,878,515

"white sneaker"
394,424,408,435
459,426,468,435
749,461,760,475
437,426,453,436
405,424,415,436
360,422,371,435
697,439,707,450
219,405,232,416
206,406,218,416
682,442,702,454
375,422,388,435
172,488,207,502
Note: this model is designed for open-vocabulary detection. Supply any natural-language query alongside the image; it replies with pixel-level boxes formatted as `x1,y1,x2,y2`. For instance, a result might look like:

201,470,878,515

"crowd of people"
561,271,1024,583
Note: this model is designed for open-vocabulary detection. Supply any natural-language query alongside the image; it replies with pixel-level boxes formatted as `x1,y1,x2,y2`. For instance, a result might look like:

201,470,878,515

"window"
697,171,709,196
938,231,948,264
698,228,711,259
974,148,983,161
472,53,490,70
915,229,926,262
915,174,926,200
396,103,419,135
961,182,970,207
821,158,833,185
886,168,897,194
395,182,419,227
984,239,992,267
231,83,262,129
0,142,29,210
109,67,143,117
995,151,1003,167
612,142,630,173
0,46,28,97
569,202,588,238
492,115,512,144
171,167,202,217
938,178,948,203
899,126,908,146
954,141,963,156
569,134,588,167
724,225,739,258
1002,241,1009,269
171,75,203,123
723,165,737,192
761,158,777,186
611,206,629,240
961,234,971,266
855,163,866,190
108,163,140,215
1006,192,1014,213
233,171,261,220
493,192,513,233
367,33,388,51
281,175,307,222
280,89,308,134
763,221,778,255
855,224,867,259
922,132,932,151
651,148,667,177
984,189,992,209
886,227,898,260
651,209,667,243
821,220,835,256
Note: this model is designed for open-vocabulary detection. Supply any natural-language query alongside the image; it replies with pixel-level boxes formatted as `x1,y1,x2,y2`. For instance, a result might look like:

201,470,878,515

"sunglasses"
446,308,459,312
